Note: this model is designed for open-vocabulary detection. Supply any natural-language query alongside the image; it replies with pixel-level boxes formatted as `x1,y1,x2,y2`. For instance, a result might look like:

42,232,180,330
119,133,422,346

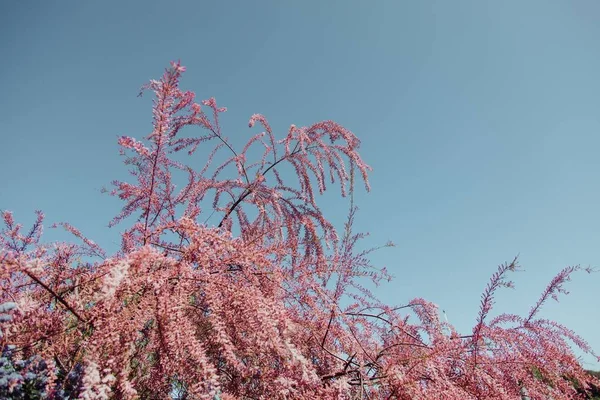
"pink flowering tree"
1,61,598,399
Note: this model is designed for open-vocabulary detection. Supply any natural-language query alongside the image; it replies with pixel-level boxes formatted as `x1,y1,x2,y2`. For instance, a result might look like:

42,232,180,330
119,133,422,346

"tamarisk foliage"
1,62,598,399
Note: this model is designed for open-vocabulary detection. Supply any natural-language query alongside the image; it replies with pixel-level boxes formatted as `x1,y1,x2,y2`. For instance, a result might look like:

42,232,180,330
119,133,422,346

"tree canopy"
1,62,598,399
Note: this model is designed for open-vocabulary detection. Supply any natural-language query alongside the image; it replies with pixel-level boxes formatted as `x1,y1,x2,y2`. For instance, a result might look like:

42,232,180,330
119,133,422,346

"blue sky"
1,1,599,369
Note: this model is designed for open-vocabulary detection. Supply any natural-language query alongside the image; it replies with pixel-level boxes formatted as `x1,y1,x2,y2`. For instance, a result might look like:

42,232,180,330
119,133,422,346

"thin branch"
24,270,88,325
321,310,335,348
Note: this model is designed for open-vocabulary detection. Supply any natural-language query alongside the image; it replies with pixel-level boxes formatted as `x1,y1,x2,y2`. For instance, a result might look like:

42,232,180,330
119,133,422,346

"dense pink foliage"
1,61,598,399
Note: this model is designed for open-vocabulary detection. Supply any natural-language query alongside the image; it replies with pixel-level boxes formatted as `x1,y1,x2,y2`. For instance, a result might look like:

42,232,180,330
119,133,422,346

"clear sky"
1,1,599,369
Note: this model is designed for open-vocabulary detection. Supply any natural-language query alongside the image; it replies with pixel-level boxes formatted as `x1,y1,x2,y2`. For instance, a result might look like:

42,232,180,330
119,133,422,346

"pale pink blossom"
0,61,597,399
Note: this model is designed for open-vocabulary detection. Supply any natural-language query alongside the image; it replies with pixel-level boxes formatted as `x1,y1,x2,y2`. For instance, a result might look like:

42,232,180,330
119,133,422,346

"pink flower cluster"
0,62,598,399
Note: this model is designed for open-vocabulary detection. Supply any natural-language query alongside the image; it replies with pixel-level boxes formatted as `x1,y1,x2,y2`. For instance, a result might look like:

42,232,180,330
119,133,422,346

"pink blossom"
0,61,597,399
